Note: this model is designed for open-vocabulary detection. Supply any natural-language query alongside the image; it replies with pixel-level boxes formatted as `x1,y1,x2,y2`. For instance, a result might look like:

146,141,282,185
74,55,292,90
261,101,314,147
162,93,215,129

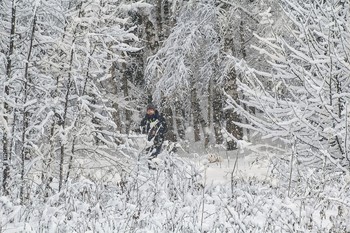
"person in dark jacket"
140,103,167,158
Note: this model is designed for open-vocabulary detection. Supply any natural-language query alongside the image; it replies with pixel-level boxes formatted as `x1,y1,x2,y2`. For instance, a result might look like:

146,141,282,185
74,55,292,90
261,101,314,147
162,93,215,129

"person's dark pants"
146,136,164,158
146,137,164,169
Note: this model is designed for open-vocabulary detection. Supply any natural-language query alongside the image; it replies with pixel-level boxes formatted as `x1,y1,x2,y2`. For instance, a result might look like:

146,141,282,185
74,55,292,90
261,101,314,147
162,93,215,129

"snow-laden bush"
1,151,350,232
222,0,350,230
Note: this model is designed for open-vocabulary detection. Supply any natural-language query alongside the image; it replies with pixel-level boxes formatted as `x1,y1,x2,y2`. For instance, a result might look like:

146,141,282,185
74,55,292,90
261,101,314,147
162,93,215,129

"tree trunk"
335,75,345,155
156,0,163,42
224,67,243,150
42,120,55,197
190,48,209,146
213,86,223,145
191,86,201,142
58,43,75,191
239,18,251,141
65,137,75,184
175,100,185,140
109,61,122,131
163,105,177,142
207,80,212,130
143,8,158,54
20,14,37,203
222,23,243,150
163,0,171,37
2,0,16,196
191,85,209,146
122,62,132,134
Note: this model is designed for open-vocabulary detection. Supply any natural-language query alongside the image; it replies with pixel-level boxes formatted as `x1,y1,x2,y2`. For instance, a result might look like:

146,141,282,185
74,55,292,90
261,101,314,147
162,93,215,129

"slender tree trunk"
59,77,72,191
58,6,84,176
143,6,158,54
9,95,19,162
163,0,171,37
239,18,251,141
163,105,177,142
59,44,75,191
156,0,163,42
175,100,185,140
65,137,75,184
20,110,29,203
191,85,209,146
52,0,80,193
190,65,201,143
20,14,37,204
222,26,243,150
2,0,16,196
109,61,122,131
208,80,212,130
191,85,201,142
213,86,223,145
335,75,345,155
211,51,223,145
42,120,55,197
42,75,61,196
224,67,243,150
122,62,132,134
190,48,209,146
65,46,97,184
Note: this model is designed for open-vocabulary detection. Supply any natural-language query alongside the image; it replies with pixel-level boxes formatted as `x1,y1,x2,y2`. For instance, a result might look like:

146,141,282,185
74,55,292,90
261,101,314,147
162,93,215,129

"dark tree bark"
175,100,186,140
212,86,224,145
224,67,243,150
109,61,122,131
122,62,132,134
239,18,251,141
163,0,171,36
20,14,37,204
163,105,177,142
191,85,209,146
2,0,16,196
59,36,76,191
191,86,201,142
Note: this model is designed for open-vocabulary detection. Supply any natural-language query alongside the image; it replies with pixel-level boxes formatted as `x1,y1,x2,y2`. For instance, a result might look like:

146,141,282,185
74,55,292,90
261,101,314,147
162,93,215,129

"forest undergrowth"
1,145,349,232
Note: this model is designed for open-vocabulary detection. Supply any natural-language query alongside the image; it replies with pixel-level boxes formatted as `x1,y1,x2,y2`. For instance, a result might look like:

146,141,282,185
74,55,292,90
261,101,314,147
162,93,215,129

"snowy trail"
176,146,272,186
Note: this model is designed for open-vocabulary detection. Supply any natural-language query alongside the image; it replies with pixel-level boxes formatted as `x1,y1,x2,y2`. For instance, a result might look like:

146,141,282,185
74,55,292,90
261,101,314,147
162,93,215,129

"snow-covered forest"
1,0,350,232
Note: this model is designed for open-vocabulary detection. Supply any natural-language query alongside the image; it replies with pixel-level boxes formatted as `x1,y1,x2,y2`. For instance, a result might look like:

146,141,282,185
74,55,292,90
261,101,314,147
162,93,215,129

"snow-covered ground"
176,148,271,185
1,137,349,232
171,136,275,186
